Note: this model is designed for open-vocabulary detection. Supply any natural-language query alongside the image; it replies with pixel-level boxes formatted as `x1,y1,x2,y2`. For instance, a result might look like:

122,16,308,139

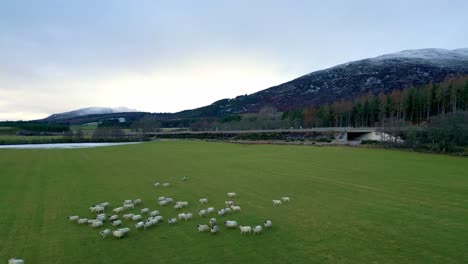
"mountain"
44,107,140,122
175,48,468,118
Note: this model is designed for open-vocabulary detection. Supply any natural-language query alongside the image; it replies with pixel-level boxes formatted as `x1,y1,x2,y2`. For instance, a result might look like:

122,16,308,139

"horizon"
2,0,468,121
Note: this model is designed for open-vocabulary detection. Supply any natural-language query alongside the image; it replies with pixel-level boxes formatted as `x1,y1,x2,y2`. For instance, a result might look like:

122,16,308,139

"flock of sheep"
64,180,291,240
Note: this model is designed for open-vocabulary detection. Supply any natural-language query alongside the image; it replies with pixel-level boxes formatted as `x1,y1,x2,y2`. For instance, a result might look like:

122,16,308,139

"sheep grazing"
209,218,216,226
118,227,131,234
99,202,110,207
123,203,135,210
113,207,124,214
112,220,122,226
253,225,263,235
67,215,79,222
165,198,174,203
174,204,183,210
131,214,142,221
224,220,238,229
178,213,186,220
178,201,189,207
123,199,133,204
227,192,237,198
231,205,241,212
155,215,164,221
224,207,232,214
109,215,119,221
162,182,171,187
8,258,24,264
199,198,208,204
143,221,154,230
157,196,166,201
100,229,111,238
206,207,215,213
77,218,88,224
273,200,282,206
210,225,219,234
123,214,134,220
225,201,234,207
281,197,290,202
197,224,210,232
218,208,226,216
184,213,193,221
198,209,207,217
159,200,168,206
168,218,178,224
181,176,187,181
112,230,126,239
135,221,145,229
154,182,160,188
149,210,159,217
133,199,142,205
264,220,272,228
95,214,106,222
91,220,104,228
141,208,150,214
89,206,105,214
239,226,252,234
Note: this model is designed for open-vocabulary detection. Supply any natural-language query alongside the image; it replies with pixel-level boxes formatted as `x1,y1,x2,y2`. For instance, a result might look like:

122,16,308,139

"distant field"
0,135,64,144
0,141,467,263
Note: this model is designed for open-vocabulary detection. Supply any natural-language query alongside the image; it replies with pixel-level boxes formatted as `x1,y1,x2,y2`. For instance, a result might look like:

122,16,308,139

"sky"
1,0,467,120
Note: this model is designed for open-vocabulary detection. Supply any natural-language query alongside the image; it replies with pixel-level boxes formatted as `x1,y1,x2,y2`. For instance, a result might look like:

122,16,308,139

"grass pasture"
0,141,467,263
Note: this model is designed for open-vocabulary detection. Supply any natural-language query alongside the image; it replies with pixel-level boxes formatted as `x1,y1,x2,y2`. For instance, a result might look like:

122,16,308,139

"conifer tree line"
302,75,468,127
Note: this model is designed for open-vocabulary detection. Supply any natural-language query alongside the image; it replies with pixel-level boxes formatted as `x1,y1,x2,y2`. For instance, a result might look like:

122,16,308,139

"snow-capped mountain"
44,107,139,121
175,48,468,118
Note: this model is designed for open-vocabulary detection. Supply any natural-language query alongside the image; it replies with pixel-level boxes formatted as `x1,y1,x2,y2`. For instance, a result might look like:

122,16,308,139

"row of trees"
303,75,468,127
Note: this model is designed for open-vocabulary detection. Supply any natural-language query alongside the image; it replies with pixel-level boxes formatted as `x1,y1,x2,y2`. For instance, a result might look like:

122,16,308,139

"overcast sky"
1,0,467,120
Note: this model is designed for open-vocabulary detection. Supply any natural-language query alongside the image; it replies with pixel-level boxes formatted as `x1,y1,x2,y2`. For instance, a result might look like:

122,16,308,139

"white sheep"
123,199,133,204
225,201,234,207
123,203,135,210
154,182,160,188
198,209,207,217
133,199,142,205
91,220,104,228
164,197,174,203
67,215,79,222
118,227,131,234
218,208,226,216
210,225,219,234
231,205,241,212
239,226,252,234
135,221,145,229
206,207,215,213
112,230,126,239
99,202,110,207
162,182,171,187
112,220,122,226
209,218,216,226
224,220,237,228
168,218,177,224
174,204,183,210
95,214,106,221
131,214,142,221
157,196,166,201
253,225,263,235
273,200,282,206
159,200,168,206
199,198,208,204
178,213,186,220
155,215,164,221
100,229,111,238
227,192,237,198
197,224,210,232
179,201,188,207
113,207,124,214
8,258,24,264
89,206,105,214
184,213,193,221
264,220,272,228
149,210,159,217
123,214,134,220
110,215,119,221
77,218,88,224
281,197,290,202
141,208,150,214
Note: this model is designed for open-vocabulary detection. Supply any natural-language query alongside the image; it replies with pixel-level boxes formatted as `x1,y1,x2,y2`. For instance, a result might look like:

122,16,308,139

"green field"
1,141,467,263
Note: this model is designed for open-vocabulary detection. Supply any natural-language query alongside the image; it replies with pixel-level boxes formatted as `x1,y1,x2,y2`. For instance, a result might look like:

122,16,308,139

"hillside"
175,48,468,118
44,107,139,121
